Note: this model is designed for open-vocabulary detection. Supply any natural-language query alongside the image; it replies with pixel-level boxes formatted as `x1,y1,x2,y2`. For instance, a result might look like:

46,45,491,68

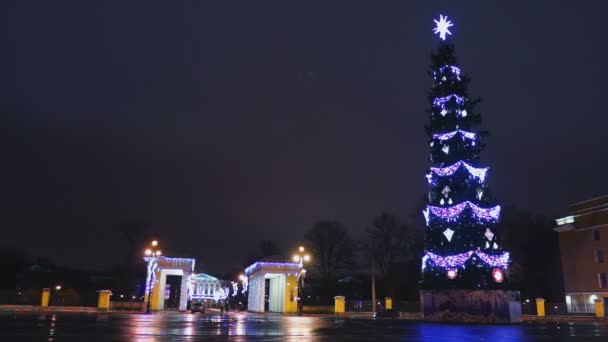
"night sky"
1,1,607,274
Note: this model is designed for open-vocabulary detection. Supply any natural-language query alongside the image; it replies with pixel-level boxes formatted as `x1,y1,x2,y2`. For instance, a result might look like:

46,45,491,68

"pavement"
2,311,608,341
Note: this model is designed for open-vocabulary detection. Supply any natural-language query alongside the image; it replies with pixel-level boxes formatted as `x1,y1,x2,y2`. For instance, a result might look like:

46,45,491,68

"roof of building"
569,195,608,215
555,195,608,232
244,261,300,276
191,272,220,281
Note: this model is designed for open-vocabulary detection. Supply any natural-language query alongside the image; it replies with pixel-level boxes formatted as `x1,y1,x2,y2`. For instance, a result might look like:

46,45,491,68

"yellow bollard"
535,298,546,317
41,288,51,308
385,297,392,310
98,290,112,310
334,296,345,314
595,299,605,318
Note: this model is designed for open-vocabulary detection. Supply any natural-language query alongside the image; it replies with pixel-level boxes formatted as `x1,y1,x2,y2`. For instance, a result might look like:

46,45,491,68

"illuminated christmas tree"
421,15,510,289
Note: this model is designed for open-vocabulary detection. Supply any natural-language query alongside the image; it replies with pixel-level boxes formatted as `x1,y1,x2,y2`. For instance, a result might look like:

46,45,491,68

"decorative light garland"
187,274,194,299
424,201,501,224
213,287,229,301
434,66,462,84
423,250,510,270
427,161,489,183
432,130,476,141
244,262,300,276
424,251,474,269
144,256,196,272
435,65,461,78
144,258,158,296
242,276,248,294
475,251,510,268
433,94,465,108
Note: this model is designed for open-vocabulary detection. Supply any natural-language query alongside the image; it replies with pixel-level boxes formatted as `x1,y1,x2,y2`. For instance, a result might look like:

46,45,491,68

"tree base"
420,289,522,323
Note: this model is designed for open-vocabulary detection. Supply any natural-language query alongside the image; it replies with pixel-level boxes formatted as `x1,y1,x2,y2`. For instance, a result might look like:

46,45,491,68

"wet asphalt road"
1,311,608,341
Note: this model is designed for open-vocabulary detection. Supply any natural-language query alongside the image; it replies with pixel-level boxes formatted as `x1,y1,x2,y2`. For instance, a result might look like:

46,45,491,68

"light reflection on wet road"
1,311,608,341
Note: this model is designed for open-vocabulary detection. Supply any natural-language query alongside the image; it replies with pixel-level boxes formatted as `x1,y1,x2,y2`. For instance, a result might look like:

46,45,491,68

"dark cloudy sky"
1,1,607,274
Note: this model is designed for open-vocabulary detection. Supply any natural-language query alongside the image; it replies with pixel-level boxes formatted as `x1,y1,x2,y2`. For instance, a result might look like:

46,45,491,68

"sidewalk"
6,305,606,324
239,310,421,320
522,314,608,323
0,305,143,314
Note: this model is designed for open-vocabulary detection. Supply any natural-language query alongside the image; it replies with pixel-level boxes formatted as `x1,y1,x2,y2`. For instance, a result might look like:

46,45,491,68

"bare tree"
366,213,423,299
305,221,355,299
367,213,421,275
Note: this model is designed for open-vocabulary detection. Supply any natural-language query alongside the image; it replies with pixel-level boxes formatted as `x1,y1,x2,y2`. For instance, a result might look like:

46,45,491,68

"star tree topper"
433,15,454,40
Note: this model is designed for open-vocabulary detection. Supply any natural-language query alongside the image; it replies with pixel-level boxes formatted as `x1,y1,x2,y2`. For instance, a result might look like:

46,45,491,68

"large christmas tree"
421,15,510,289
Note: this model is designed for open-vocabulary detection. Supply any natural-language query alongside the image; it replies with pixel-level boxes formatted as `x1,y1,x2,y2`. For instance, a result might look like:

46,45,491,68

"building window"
600,273,607,289
595,250,605,263
593,229,600,241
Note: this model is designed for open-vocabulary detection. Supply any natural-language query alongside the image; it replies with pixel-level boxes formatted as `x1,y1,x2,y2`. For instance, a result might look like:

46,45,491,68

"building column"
179,275,189,311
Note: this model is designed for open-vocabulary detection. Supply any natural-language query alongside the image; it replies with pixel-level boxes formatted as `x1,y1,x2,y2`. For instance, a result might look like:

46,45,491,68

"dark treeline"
0,206,563,306
249,206,563,304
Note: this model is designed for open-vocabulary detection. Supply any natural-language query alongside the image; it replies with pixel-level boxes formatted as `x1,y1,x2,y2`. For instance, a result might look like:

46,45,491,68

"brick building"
555,195,608,313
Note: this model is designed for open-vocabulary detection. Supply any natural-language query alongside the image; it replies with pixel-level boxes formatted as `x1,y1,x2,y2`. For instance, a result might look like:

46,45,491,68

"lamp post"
144,240,162,314
293,246,311,316
53,284,62,306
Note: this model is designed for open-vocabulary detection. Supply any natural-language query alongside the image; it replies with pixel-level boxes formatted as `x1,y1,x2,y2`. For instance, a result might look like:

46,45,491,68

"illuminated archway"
245,262,300,313
144,257,195,311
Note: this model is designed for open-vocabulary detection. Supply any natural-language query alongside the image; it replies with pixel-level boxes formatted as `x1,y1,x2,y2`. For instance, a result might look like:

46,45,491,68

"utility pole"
371,254,376,313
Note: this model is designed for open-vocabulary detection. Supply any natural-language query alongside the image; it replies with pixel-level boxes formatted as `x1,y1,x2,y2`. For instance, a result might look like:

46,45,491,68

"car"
372,310,399,319
191,302,205,314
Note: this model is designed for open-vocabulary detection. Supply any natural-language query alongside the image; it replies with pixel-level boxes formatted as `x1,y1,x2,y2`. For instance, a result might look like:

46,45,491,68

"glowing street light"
144,240,162,314
55,285,62,291
238,274,245,282
292,246,311,316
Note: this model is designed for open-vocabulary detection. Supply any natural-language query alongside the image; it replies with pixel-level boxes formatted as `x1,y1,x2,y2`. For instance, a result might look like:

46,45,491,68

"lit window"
595,250,604,263
590,294,598,304
599,273,607,289
593,230,600,241
556,216,575,226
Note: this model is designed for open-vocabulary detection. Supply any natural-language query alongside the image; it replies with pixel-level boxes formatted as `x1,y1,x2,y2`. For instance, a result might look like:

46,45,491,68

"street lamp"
292,246,311,316
144,240,162,314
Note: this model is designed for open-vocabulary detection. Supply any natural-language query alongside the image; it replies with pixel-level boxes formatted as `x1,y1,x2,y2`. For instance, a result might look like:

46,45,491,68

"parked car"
372,310,398,319
191,302,205,314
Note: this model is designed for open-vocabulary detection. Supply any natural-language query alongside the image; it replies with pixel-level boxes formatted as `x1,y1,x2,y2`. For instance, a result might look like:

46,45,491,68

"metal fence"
521,301,597,316
544,302,569,316
521,300,537,315
345,300,420,313
0,290,38,305
566,303,596,314
346,299,593,317
0,290,102,307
